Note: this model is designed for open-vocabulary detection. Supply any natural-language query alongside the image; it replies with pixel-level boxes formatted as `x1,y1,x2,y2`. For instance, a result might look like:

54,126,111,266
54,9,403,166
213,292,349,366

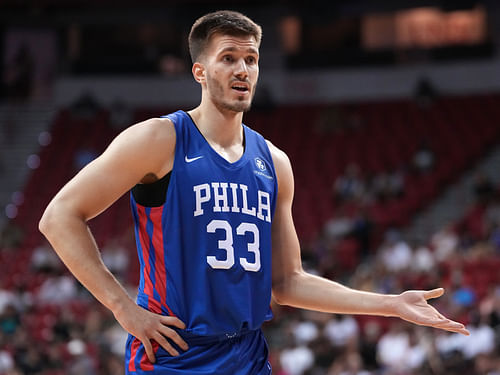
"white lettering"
229,183,240,213
211,182,230,212
240,184,256,216
193,181,271,222
193,183,211,216
257,191,271,223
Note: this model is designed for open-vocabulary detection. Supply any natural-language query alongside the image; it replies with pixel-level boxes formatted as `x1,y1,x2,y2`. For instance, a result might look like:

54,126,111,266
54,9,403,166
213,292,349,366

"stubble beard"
206,73,255,113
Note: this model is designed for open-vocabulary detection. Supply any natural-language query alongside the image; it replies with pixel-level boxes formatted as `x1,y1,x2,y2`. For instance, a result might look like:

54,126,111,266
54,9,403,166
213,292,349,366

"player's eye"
223,55,233,63
246,56,256,64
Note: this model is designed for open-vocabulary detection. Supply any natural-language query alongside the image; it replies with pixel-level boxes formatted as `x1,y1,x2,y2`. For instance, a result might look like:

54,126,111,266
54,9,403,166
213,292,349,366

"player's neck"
188,102,244,149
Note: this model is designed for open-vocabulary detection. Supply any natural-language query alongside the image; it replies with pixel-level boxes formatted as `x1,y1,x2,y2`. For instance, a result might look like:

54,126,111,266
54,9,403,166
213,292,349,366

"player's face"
203,33,259,113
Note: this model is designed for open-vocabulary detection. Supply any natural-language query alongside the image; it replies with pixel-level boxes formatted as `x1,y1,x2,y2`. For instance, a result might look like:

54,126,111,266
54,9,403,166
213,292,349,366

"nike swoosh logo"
185,155,204,163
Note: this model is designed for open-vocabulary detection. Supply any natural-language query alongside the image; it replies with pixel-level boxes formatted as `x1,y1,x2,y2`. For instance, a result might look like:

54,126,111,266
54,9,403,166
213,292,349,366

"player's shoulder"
107,117,176,166
265,139,290,169
265,139,294,197
131,116,175,137
121,116,176,147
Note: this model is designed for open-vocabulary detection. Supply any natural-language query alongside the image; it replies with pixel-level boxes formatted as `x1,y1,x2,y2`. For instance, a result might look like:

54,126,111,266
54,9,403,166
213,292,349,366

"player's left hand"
393,288,470,335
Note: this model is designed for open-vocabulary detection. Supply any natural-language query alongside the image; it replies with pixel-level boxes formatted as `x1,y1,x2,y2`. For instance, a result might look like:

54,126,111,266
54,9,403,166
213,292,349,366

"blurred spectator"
437,313,496,367
74,139,98,171
70,91,101,120
351,208,373,259
307,336,336,373
292,318,319,346
97,350,124,375
479,286,500,328
474,353,500,375
0,221,24,249
461,313,495,360
489,223,500,252
37,272,78,305
268,348,290,375
324,314,359,350
431,225,459,262
370,168,405,201
414,77,437,109
67,338,97,375
387,167,406,198
323,210,354,243
31,240,62,273
435,331,469,360
12,283,33,313
45,343,66,372
376,322,411,371
0,281,21,315
102,321,128,358
411,241,436,273
84,308,105,343
450,270,477,309
109,98,132,130
333,163,366,202
473,172,495,204
0,305,20,336
404,329,429,370
358,321,381,371
52,308,76,343
16,343,46,374
378,230,412,273
327,349,370,375
280,343,314,375
315,105,343,134
412,139,435,174
159,54,187,76
370,171,391,202
101,238,129,282
3,44,34,103
485,197,500,232
0,350,14,373
370,168,405,202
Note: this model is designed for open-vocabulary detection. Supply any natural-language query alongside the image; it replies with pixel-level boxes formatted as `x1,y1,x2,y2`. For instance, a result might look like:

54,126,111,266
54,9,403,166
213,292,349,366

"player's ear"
192,62,206,84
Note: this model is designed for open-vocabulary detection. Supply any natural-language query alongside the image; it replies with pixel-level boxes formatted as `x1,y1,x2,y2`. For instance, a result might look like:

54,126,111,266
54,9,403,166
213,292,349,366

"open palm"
394,288,470,335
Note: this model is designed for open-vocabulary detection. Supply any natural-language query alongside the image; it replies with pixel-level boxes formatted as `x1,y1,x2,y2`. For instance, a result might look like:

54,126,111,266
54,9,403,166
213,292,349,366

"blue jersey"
130,110,277,340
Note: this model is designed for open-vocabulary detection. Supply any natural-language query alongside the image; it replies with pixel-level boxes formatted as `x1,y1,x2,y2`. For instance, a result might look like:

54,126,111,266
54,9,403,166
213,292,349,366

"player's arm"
39,118,188,362
267,141,469,335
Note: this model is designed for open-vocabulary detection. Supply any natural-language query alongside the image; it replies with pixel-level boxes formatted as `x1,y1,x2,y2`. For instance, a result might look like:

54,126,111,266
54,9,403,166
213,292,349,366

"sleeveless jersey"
130,110,278,336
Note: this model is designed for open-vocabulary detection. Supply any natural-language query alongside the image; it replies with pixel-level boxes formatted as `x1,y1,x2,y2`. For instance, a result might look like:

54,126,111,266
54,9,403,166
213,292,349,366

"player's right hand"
113,301,189,363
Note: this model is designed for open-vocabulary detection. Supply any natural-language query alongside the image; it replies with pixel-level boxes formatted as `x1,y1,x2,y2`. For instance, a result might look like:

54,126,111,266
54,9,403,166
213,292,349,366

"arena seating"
9,93,500,292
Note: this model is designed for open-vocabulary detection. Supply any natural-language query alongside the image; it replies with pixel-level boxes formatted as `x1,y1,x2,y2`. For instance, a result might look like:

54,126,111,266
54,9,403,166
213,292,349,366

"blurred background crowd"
1,0,500,374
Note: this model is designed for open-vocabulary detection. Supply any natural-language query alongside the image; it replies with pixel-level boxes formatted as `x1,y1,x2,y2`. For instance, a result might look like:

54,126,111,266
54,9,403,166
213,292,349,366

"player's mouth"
231,83,250,95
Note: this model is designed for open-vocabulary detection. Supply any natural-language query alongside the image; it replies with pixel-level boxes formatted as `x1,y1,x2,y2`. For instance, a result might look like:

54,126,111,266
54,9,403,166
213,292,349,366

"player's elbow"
272,271,302,306
272,283,297,306
39,204,57,238
39,200,71,239
272,287,290,306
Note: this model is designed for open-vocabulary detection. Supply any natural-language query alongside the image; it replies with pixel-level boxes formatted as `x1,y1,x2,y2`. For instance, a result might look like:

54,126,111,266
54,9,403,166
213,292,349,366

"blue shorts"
125,329,272,374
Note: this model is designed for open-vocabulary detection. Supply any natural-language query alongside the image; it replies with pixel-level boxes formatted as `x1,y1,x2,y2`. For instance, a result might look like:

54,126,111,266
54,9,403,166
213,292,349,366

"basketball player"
39,10,469,374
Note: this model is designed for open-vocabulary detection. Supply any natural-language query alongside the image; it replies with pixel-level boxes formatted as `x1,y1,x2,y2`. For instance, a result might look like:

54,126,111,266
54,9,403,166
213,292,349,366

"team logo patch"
255,158,266,171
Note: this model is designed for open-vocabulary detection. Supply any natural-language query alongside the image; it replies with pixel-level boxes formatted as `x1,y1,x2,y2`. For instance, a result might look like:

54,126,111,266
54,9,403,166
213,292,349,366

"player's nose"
234,58,249,79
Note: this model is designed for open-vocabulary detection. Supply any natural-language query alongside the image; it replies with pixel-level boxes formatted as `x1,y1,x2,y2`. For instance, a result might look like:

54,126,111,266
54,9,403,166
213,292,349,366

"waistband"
135,299,259,346
178,328,256,346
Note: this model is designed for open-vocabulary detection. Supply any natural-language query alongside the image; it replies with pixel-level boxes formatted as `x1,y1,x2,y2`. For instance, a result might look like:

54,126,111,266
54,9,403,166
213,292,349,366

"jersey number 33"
206,219,261,272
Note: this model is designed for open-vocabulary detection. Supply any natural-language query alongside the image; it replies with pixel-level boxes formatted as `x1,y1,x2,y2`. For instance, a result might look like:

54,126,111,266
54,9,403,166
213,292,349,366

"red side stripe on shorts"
137,206,155,300
139,341,159,371
128,338,141,372
149,207,175,316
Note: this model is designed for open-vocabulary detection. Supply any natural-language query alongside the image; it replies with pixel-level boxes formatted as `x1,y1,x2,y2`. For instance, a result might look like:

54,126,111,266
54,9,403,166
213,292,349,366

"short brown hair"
188,10,262,63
